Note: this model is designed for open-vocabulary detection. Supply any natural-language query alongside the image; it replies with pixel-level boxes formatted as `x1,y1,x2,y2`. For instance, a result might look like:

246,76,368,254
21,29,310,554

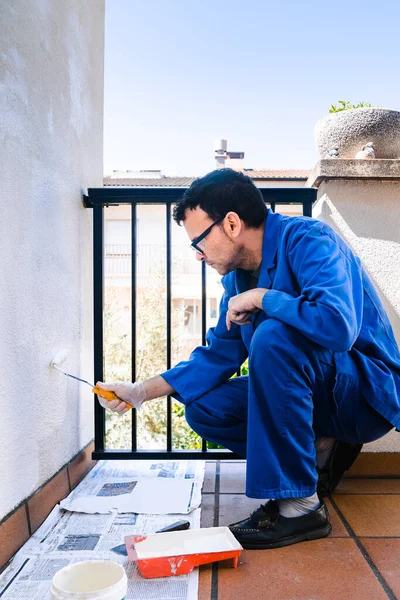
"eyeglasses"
190,216,225,255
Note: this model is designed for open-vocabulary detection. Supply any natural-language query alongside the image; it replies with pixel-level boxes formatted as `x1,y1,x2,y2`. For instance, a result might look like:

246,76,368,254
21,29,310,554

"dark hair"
173,169,267,228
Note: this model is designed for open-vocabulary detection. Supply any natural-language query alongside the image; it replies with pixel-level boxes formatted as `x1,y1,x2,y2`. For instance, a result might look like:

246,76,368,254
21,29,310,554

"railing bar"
93,204,105,452
166,203,172,452
86,187,317,205
131,203,137,451
92,450,242,460
201,261,207,346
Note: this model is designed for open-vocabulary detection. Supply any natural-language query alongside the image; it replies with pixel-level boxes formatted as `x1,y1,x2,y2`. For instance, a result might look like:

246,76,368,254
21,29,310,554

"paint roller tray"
125,526,243,578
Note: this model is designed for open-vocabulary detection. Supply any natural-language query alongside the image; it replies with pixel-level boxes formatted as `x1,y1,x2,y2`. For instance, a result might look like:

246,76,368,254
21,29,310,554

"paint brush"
50,350,130,410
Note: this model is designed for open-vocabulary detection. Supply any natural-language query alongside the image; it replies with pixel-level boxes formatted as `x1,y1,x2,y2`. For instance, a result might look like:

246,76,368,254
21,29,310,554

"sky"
103,0,400,177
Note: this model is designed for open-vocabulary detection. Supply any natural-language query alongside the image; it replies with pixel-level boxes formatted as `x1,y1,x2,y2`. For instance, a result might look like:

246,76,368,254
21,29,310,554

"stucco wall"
313,179,400,452
0,1,105,518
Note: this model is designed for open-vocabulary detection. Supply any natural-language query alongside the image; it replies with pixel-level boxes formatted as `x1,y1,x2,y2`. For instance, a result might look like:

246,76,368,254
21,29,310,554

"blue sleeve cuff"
261,289,291,316
159,371,185,404
159,366,199,405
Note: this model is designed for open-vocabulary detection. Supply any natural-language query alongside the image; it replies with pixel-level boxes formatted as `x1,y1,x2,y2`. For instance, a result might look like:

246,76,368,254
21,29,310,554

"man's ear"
225,212,242,239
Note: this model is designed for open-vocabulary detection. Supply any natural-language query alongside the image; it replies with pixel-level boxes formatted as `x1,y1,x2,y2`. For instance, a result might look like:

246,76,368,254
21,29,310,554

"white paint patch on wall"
0,0,105,518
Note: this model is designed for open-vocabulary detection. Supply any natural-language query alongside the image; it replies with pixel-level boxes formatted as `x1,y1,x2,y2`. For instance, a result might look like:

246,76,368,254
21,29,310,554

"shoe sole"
237,523,332,550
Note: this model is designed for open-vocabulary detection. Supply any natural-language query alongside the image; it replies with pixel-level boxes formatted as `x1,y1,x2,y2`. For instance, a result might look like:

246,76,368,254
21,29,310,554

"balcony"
3,3,400,596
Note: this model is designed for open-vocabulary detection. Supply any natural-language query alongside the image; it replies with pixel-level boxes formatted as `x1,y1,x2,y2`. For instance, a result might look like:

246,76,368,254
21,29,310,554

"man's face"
183,207,244,276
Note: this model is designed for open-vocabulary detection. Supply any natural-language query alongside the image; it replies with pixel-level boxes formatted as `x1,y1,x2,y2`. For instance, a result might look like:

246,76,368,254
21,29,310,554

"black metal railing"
84,186,317,460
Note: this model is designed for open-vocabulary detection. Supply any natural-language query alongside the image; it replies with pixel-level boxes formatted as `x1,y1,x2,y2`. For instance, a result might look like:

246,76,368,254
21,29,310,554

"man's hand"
226,288,268,331
96,381,146,414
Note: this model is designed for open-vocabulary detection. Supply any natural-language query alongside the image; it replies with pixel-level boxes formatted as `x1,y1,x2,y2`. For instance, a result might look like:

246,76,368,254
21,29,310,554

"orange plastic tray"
125,527,243,578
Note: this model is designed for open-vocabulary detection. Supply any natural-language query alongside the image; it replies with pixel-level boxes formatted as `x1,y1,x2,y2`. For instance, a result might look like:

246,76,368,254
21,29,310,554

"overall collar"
261,210,282,268
257,210,283,289
235,209,283,294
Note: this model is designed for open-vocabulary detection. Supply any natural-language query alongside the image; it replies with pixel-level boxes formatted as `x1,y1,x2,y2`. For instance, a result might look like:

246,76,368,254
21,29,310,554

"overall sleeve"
262,222,363,352
161,280,248,404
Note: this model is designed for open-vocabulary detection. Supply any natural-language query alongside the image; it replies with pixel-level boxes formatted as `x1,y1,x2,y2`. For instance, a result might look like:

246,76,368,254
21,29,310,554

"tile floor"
199,461,400,600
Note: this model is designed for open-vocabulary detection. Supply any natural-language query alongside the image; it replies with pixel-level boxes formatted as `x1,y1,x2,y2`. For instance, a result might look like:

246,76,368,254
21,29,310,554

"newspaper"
87,460,204,482
60,460,204,515
0,460,205,600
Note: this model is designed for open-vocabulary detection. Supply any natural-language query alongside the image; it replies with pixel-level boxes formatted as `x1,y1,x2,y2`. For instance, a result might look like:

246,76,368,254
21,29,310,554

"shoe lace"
250,500,279,525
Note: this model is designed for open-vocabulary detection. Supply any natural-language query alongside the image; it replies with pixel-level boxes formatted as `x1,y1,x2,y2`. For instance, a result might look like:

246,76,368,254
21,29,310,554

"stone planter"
314,108,400,159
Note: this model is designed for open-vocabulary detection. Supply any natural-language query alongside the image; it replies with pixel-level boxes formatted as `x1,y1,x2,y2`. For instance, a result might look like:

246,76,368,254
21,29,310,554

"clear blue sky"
104,0,400,176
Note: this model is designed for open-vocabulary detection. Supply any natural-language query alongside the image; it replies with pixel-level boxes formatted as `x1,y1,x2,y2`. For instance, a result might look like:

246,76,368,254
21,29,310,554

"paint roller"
50,349,131,410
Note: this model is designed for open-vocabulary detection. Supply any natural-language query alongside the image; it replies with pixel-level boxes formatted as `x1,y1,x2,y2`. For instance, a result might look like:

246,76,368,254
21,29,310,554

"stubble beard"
212,242,247,276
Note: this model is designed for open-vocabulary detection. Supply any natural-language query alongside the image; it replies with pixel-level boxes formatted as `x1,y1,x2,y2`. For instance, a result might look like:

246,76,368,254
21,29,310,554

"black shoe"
228,500,331,549
317,441,363,497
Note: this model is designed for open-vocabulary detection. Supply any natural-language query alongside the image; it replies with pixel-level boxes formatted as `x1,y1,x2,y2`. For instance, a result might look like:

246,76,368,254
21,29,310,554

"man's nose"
195,251,205,262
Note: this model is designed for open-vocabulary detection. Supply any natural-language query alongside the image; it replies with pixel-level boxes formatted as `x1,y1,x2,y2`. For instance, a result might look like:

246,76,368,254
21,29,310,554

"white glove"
96,381,146,414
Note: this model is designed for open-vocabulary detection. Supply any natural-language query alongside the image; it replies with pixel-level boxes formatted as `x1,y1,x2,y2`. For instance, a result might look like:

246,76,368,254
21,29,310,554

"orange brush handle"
92,387,132,411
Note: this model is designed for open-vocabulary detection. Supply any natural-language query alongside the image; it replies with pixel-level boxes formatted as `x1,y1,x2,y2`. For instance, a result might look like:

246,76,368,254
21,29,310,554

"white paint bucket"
50,560,127,600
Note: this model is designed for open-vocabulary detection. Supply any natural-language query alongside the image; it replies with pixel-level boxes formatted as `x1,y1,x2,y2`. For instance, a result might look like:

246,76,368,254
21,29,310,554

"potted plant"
314,101,400,159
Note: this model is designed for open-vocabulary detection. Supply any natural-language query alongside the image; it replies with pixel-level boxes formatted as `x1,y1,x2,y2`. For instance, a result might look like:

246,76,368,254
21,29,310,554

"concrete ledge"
346,452,400,478
306,159,400,188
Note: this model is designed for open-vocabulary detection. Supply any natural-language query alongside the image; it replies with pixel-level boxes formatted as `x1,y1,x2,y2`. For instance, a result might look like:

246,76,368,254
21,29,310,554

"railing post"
93,203,105,452
201,259,208,452
131,203,137,451
166,203,172,451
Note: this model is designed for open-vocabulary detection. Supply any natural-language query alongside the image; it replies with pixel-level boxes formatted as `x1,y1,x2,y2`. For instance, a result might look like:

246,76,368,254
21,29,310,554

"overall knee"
251,319,296,354
249,319,311,372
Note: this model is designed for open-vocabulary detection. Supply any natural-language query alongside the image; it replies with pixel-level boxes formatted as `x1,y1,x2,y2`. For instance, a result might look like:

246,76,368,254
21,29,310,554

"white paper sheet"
60,479,197,514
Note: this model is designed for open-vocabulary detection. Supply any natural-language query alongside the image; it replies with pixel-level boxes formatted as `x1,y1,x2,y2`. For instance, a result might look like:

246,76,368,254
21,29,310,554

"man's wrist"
254,288,268,310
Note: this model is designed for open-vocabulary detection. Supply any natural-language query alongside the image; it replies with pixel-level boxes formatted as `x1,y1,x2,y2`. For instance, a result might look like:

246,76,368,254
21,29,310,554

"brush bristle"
50,349,70,368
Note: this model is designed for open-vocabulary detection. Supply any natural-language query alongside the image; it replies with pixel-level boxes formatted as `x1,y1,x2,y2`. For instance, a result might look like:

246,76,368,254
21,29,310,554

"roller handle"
92,387,132,411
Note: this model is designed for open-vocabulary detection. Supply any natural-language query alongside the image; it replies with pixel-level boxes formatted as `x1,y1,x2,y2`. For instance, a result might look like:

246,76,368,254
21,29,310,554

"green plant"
240,360,249,376
329,100,373,113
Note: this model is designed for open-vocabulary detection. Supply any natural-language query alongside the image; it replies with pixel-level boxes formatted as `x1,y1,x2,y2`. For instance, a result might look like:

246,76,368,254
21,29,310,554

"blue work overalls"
162,211,400,499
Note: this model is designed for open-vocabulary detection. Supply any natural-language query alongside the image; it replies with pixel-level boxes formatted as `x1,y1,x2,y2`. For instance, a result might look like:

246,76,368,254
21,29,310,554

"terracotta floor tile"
334,495,400,537
335,478,400,495
203,462,215,493
362,538,400,597
219,462,246,493
27,468,70,533
325,498,349,537
0,507,30,570
198,564,212,600
217,538,388,600
219,494,268,526
67,442,96,490
347,453,400,477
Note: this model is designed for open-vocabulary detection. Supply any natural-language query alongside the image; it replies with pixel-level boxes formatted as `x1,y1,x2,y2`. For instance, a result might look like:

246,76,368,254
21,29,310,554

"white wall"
313,178,400,452
0,0,105,518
